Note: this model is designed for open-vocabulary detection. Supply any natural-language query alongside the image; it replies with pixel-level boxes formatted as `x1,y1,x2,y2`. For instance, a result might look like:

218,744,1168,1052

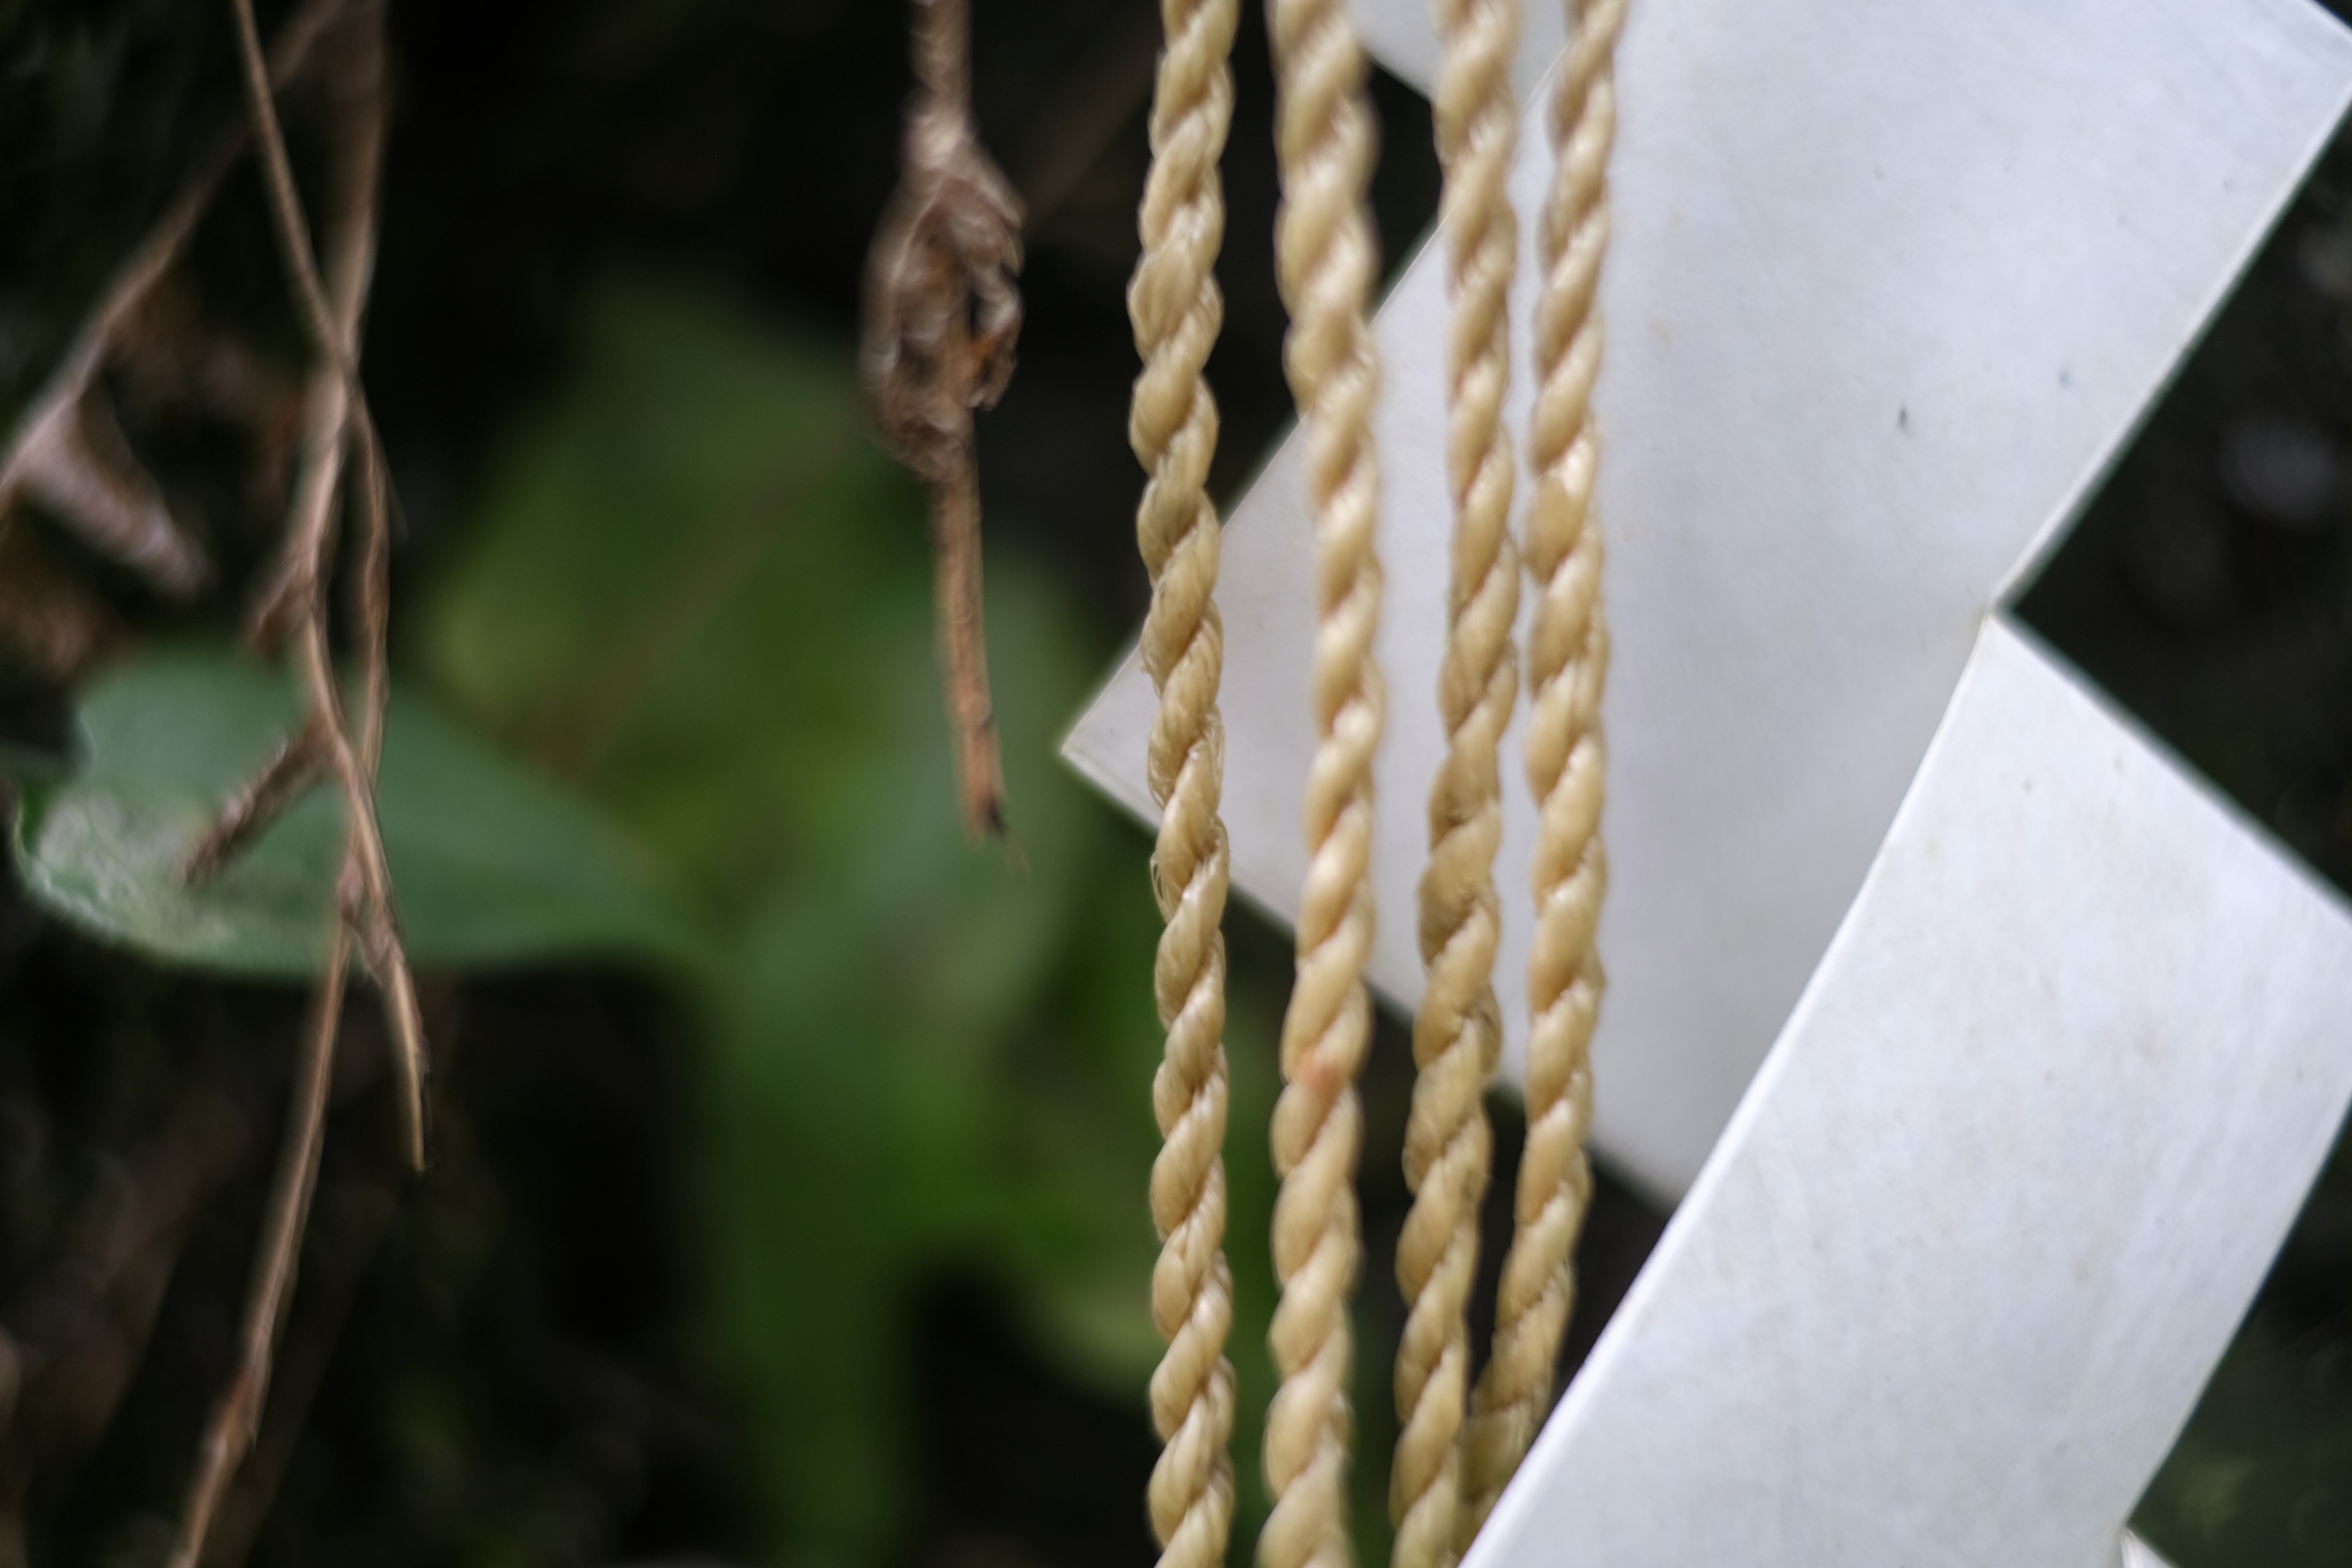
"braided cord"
1390,1,1520,1565
1458,0,1623,1542
1129,4,1243,1568
1260,6,1385,1568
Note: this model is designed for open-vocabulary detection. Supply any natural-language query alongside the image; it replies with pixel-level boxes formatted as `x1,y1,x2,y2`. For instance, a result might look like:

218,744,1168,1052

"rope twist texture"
1262,4,1385,1568
1458,0,1623,1541
1129,4,1243,1567
1392,1,1520,1564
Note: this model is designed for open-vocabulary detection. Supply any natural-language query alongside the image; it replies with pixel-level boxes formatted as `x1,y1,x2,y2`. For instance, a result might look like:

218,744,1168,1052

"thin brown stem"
862,0,1025,846
203,1177,398,1568
301,612,428,1169
0,0,350,590
226,0,364,394
211,0,425,1164
349,452,391,780
232,0,399,649
165,925,350,1568
167,15,417,1562
201,987,450,1568
183,721,330,885
932,429,1006,840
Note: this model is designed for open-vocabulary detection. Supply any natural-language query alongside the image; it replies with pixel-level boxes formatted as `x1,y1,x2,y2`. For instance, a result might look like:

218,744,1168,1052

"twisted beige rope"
1129,3,1242,1567
1261,4,1385,1568
1391,1,1520,1565
1457,0,1623,1542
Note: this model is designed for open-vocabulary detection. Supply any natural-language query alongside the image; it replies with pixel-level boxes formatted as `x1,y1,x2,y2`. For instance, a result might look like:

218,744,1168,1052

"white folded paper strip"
1063,0,2352,1562
1068,0,2352,1204
1472,620,2352,1568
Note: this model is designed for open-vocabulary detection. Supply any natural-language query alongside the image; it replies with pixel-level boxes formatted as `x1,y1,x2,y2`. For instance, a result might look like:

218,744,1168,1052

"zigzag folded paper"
1066,1,2352,1562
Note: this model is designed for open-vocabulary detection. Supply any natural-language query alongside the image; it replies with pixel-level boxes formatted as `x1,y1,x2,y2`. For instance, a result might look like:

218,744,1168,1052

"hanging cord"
864,0,1025,843
1391,0,1520,1564
1261,3,1385,1568
1129,3,1243,1568
1457,0,1623,1541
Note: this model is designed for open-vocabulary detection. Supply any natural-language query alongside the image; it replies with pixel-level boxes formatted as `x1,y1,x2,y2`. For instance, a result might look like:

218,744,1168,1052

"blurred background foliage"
0,1,2346,1567
419,281,1262,1567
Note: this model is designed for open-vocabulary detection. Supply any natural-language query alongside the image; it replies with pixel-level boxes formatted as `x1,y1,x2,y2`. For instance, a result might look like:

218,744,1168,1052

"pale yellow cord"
1457,0,1623,1543
1390,1,1520,1565
1261,5,1385,1568
1130,3,1243,1567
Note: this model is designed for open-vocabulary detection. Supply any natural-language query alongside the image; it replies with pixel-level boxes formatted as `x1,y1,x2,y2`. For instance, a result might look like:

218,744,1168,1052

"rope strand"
1458,0,1623,1543
1261,4,1385,1568
1392,0,1520,1564
1129,4,1243,1567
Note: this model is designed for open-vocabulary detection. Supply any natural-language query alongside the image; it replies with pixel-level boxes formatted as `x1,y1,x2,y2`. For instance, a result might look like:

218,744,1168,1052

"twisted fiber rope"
1391,1,1520,1565
1261,4,1385,1568
1129,3,1243,1567
1457,0,1624,1543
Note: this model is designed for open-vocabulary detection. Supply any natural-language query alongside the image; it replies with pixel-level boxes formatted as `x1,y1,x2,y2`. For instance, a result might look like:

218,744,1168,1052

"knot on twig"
861,109,1025,484
858,16,1027,850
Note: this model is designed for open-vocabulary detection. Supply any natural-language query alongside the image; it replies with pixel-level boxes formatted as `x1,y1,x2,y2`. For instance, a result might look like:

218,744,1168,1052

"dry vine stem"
863,0,1026,844
0,12,352,1555
1457,0,1624,1542
168,4,417,1562
1128,2,1242,1568
1393,0,1520,1563
0,0,349,676
189,0,428,1170
169,932,352,1568
1261,3,1386,1568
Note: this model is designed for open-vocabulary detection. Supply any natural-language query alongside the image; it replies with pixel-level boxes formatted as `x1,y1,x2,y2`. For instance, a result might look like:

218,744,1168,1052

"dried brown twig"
0,3,421,1560
168,927,352,1568
862,0,1025,845
207,986,451,1568
0,0,350,655
167,4,423,1562
0,0,420,1133
183,719,333,884
203,1166,401,1568
192,0,426,1167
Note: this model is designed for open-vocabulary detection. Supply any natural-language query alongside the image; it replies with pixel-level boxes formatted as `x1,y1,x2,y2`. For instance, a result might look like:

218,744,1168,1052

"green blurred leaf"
1,644,697,976
422,279,916,920
421,279,1189,1567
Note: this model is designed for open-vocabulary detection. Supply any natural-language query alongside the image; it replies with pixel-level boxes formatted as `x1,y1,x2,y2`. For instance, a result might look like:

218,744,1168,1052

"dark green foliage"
2133,1135,2352,1566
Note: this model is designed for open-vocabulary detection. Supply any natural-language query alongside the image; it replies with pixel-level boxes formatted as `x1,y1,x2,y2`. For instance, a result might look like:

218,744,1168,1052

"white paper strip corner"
1461,620,2352,1568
